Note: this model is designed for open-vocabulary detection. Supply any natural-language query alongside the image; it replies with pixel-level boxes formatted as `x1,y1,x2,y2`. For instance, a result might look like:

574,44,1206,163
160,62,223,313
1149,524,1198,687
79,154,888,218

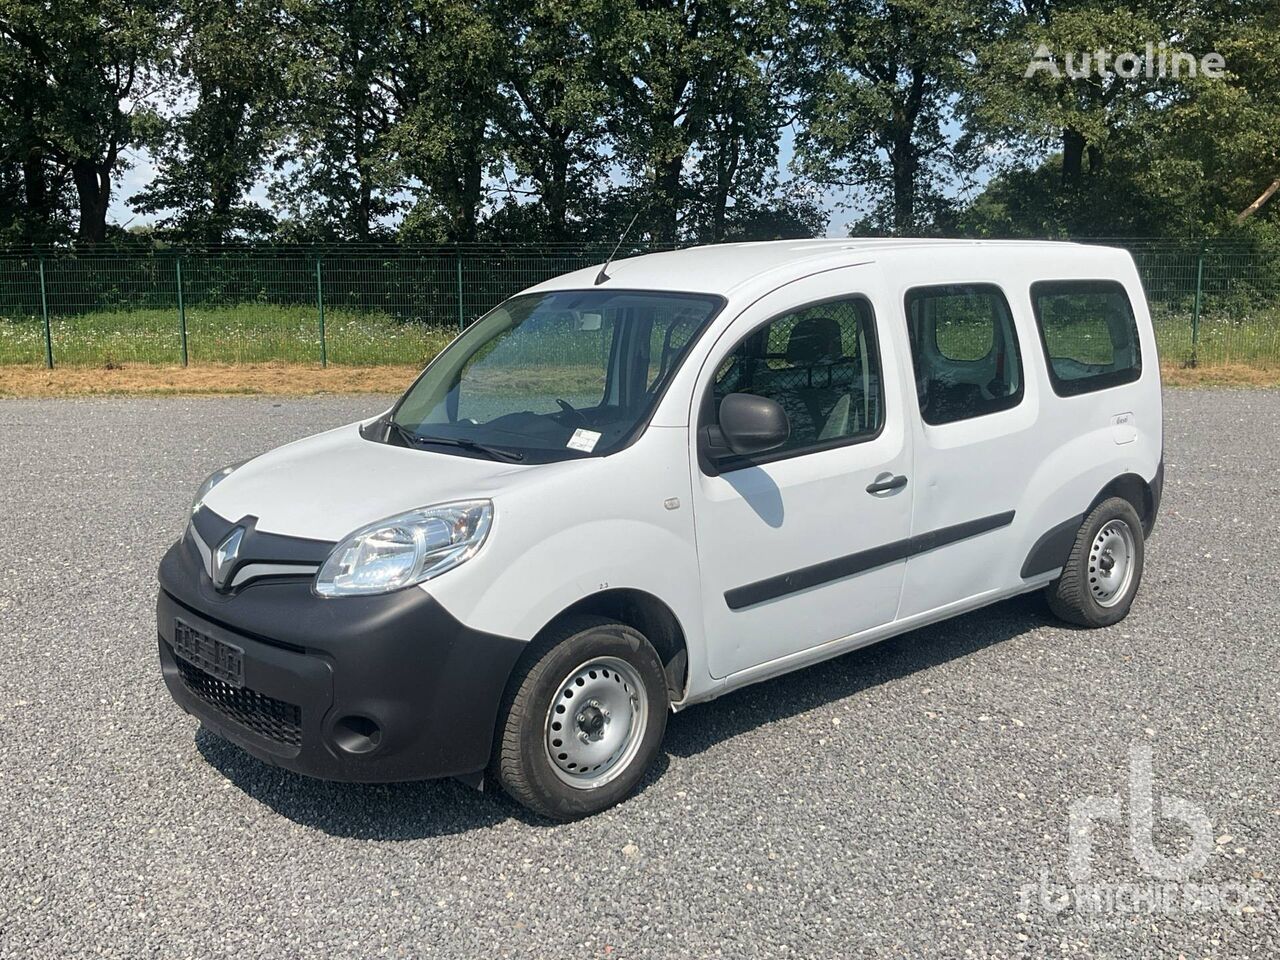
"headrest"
786,315,843,365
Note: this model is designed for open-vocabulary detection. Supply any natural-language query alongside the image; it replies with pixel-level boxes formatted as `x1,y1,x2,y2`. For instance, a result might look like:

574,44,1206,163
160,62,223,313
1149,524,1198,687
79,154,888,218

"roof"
529,238,1106,298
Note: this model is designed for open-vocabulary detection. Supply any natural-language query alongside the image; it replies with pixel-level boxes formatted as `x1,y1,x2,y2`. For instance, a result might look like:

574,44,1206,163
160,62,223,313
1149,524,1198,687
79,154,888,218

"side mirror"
711,392,790,458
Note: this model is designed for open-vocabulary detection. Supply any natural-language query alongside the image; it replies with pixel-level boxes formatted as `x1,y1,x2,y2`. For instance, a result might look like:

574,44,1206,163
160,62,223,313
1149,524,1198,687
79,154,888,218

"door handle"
866,473,908,494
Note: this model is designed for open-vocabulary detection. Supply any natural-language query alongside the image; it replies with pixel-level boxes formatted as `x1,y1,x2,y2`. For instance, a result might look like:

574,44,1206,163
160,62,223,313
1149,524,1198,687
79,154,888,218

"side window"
1031,280,1142,396
711,298,884,459
905,284,1023,425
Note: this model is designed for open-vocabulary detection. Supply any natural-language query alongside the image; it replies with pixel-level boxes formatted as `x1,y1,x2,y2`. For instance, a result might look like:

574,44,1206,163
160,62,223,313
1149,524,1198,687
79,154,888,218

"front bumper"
157,525,525,782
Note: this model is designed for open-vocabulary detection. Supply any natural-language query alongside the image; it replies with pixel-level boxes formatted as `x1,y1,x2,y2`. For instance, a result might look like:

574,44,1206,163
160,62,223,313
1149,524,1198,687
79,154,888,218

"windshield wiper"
418,435,526,463
386,419,525,463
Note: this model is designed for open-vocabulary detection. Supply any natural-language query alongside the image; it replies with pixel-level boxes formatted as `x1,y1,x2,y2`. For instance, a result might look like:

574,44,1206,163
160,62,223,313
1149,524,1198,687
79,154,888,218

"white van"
158,240,1163,820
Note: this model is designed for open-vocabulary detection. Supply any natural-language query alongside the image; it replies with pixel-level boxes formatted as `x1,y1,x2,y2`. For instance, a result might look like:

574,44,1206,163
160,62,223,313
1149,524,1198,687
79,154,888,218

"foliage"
0,0,170,242
961,0,1280,236
789,0,989,234
129,0,285,242
0,0,1277,245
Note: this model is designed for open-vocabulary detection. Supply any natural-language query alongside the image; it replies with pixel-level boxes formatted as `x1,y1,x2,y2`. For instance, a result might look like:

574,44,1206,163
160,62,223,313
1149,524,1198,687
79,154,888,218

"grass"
1,300,1279,396
1,358,1276,398
0,304,458,367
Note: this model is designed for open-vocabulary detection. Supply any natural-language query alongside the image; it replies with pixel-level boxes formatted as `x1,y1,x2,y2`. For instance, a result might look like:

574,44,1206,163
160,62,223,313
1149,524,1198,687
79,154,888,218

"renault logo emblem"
211,527,245,590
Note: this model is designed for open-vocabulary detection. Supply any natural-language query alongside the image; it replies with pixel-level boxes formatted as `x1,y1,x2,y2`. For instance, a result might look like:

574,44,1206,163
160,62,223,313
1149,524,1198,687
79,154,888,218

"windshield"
390,289,724,462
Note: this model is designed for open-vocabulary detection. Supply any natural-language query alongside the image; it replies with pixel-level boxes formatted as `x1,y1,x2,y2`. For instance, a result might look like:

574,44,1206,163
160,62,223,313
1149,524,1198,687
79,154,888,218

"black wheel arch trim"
1020,513,1087,579
1021,457,1163,580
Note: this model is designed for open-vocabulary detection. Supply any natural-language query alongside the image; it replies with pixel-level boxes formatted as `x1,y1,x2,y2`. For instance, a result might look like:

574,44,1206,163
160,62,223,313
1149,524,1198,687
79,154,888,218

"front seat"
775,316,851,443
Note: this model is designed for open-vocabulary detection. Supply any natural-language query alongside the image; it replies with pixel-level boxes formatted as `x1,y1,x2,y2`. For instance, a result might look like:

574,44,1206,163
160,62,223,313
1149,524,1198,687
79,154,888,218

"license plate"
172,619,244,687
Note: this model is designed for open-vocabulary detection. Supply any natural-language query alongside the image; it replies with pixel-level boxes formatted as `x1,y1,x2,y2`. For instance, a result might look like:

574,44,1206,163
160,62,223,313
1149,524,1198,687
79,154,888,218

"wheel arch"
535,589,689,703
1089,471,1156,535
1021,470,1156,580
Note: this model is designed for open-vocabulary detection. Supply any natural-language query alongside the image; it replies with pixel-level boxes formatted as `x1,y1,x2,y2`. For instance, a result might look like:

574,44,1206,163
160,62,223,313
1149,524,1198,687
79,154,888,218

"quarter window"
1031,280,1142,396
905,284,1023,425
711,298,884,461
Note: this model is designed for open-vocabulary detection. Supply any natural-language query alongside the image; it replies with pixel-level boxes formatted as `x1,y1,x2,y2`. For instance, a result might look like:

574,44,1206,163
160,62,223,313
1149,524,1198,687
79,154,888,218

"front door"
690,271,914,679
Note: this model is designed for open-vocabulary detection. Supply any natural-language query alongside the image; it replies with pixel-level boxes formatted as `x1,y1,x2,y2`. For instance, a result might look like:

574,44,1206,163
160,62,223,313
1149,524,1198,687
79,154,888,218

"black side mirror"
706,392,790,458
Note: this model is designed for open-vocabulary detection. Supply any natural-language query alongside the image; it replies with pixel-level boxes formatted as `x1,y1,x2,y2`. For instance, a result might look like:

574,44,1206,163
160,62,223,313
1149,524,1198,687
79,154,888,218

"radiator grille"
175,655,302,747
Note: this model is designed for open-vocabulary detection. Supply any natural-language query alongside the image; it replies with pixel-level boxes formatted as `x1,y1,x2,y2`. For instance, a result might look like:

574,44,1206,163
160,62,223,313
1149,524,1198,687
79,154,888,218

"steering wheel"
556,398,588,427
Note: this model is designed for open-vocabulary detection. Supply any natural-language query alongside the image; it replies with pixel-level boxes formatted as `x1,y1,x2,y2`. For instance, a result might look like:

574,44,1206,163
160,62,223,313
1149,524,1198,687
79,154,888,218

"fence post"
176,259,189,366
38,257,53,369
316,258,327,368
1190,240,1205,368
456,252,465,331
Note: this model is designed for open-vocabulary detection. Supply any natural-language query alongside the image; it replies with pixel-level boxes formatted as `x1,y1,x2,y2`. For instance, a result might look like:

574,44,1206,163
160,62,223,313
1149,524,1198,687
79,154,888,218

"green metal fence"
0,239,1277,368
1126,239,1280,368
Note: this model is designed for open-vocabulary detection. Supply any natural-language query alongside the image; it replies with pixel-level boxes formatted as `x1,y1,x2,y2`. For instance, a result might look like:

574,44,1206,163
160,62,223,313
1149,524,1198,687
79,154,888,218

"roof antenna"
595,207,645,285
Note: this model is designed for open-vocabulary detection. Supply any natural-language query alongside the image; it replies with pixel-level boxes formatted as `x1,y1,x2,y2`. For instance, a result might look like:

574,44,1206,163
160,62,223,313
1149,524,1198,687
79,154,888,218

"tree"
487,0,613,242
604,0,793,245
960,0,1280,236
388,0,504,243
270,0,403,241
0,18,75,244
130,0,284,242
790,0,987,235
969,0,1173,189
0,0,168,243
679,0,797,242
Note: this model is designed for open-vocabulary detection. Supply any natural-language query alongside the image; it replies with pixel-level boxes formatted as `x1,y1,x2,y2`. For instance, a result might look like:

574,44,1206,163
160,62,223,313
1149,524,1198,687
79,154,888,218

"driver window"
712,298,885,458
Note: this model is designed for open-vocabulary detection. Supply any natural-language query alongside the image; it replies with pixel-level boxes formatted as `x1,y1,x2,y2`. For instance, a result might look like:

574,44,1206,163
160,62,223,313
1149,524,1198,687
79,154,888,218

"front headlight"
314,500,493,597
191,464,239,517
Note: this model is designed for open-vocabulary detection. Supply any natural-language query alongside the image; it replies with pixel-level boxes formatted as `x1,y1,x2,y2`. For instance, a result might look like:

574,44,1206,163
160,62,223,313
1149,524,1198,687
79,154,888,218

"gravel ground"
0,390,1276,958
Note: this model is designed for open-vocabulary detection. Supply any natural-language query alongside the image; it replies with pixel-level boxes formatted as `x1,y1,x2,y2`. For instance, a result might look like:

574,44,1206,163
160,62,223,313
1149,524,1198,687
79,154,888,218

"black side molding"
1020,513,1085,579
725,511,1015,611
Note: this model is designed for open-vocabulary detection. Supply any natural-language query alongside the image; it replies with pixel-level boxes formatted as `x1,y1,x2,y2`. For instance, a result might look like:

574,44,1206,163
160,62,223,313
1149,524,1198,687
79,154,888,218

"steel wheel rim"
544,656,648,790
1089,519,1136,607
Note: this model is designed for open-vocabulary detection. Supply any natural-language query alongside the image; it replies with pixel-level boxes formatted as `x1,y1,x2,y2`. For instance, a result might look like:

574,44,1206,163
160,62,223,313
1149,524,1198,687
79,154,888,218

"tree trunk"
710,131,739,243
1061,128,1085,185
1087,144,1104,175
544,140,570,243
890,135,917,234
651,153,683,246
22,147,49,244
71,158,110,243
455,145,483,243
353,113,372,241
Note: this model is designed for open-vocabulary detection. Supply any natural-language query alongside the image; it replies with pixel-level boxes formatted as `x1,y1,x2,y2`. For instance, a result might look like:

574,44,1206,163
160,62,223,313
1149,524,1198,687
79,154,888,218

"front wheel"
1046,497,1145,627
490,615,669,821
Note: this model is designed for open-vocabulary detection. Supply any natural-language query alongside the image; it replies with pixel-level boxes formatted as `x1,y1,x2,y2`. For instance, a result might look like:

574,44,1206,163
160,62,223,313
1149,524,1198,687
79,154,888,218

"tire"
1046,497,1145,628
490,615,669,821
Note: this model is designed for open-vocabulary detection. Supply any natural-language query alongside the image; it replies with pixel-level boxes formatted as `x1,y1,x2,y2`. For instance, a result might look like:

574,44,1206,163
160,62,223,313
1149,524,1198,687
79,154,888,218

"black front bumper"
157,527,526,782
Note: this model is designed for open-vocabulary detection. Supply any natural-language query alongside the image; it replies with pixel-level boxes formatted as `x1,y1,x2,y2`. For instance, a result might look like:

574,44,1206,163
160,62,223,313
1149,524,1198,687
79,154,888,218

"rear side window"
1031,280,1142,396
905,284,1023,425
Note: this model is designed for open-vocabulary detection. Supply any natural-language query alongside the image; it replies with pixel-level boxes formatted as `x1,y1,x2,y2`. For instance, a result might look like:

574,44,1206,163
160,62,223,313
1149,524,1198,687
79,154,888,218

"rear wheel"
1046,497,1145,627
491,615,668,821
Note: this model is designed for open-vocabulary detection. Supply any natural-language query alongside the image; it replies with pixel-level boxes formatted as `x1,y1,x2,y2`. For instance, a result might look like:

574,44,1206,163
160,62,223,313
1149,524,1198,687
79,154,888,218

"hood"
200,420,536,542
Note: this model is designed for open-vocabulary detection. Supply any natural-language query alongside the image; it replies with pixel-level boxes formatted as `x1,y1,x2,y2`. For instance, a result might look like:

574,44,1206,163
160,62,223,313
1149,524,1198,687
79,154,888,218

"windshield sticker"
567,428,602,452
